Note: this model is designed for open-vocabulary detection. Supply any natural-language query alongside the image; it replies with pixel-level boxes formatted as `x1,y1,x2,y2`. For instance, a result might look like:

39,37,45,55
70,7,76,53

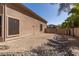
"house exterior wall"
4,5,47,40
0,4,5,41
0,4,3,14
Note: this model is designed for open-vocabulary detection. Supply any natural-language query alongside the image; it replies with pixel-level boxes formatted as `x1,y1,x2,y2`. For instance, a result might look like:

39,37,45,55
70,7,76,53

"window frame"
7,17,20,37
40,24,43,31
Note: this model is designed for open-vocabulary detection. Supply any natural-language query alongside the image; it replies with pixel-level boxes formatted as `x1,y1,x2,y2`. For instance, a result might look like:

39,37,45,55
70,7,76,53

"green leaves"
61,3,79,28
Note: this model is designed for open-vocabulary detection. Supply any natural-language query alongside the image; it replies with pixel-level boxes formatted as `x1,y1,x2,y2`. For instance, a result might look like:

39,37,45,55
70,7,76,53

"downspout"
3,4,5,42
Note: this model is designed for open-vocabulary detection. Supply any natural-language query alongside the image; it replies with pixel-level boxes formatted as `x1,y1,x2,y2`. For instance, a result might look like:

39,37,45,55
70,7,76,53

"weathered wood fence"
45,28,79,37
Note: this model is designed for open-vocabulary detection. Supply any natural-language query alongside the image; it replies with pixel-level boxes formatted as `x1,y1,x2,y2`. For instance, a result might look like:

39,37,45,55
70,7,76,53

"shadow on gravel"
31,35,74,56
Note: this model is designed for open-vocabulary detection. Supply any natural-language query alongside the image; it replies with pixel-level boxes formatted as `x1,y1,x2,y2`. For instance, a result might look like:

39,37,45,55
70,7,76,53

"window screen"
8,17,19,35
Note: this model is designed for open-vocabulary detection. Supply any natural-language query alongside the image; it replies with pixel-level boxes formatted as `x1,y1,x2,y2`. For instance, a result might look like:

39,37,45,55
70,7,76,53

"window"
8,17,19,35
40,24,43,31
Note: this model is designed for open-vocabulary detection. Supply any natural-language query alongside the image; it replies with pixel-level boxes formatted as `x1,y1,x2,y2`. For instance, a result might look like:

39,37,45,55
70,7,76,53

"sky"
23,3,69,25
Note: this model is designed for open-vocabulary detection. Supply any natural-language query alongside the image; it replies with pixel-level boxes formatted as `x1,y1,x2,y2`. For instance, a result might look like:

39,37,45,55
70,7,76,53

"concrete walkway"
0,33,54,52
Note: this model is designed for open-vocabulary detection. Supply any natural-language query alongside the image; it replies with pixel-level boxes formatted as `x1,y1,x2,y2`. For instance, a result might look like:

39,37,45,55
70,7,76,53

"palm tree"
68,4,79,36
51,3,72,15
58,3,79,36
58,3,72,15
51,3,79,36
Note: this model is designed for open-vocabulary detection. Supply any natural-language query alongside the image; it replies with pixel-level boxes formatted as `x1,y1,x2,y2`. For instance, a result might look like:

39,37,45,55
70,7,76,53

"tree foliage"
61,4,79,28
51,3,79,28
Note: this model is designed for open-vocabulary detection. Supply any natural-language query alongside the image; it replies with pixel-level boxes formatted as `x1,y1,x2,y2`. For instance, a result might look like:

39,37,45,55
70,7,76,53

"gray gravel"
30,35,74,56
0,35,75,56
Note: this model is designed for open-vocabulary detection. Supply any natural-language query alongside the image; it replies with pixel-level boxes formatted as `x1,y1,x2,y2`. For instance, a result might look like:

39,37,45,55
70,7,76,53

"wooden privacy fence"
73,28,79,37
45,28,65,35
45,28,79,37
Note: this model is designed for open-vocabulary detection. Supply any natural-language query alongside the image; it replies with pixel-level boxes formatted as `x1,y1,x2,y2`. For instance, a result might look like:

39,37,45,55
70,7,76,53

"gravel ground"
30,35,74,56
0,51,38,56
0,34,76,56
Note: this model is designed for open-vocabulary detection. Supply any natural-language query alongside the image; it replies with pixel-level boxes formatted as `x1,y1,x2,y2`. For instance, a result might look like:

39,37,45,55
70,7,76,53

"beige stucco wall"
0,4,3,14
4,6,47,40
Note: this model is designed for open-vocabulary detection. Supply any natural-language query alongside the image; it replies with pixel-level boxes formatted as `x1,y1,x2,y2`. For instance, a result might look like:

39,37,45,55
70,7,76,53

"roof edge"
6,3,47,23
21,4,47,23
